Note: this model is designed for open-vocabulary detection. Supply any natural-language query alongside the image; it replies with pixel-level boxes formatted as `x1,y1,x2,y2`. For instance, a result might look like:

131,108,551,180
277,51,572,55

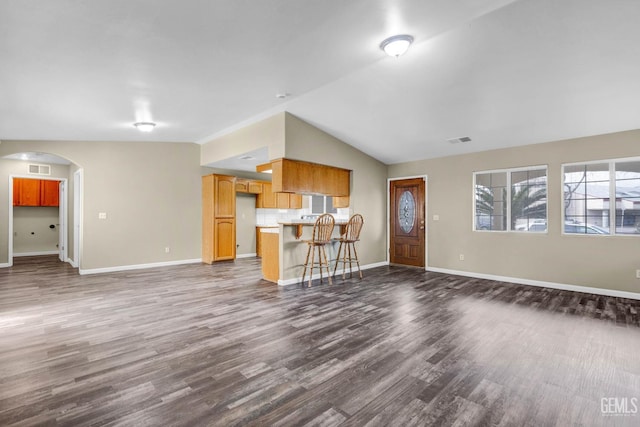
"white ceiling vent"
28,164,51,175
446,136,472,144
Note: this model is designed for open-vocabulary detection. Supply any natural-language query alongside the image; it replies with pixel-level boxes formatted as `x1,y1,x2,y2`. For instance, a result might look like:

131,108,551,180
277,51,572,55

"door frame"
72,169,83,268
8,175,68,266
387,175,428,269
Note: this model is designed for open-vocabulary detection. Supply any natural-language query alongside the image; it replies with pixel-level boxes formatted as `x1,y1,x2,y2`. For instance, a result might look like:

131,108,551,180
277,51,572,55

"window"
563,158,640,236
474,166,547,232
310,195,337,214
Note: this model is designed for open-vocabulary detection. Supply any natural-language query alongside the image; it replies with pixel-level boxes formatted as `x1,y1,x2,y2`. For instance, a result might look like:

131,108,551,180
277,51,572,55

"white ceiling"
1,0,638,165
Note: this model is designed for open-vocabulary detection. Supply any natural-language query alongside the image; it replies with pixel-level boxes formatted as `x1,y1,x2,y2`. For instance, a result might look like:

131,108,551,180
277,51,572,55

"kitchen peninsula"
203,157,353,284
262,219,349,285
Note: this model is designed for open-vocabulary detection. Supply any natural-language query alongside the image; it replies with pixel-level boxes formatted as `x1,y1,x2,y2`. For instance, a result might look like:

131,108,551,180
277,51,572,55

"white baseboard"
13,251,58,257
66,258,78,268
426,267,640,301
236,253,257,259
79,258,202,275
278,261,389,286
0,262,10,268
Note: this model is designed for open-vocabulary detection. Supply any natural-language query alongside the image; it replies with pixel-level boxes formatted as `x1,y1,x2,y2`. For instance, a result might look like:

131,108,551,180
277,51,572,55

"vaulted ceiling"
1,0,638,164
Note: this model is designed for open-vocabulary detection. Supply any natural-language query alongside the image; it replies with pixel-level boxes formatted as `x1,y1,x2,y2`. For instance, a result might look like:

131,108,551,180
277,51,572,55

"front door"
390,178,425,267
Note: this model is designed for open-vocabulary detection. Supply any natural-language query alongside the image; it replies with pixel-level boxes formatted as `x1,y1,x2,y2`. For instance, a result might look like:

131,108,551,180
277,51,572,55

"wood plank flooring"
1,255,640,426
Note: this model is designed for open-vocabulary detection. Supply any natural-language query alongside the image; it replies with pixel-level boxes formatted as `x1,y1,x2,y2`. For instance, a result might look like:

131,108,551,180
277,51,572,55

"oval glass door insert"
398,190,416,233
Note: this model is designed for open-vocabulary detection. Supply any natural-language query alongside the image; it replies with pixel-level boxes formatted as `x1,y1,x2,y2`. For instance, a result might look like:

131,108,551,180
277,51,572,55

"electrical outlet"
636,269,640,279
98,212,107,220
433,214,440,221
459,254,465,261
165,247,170,253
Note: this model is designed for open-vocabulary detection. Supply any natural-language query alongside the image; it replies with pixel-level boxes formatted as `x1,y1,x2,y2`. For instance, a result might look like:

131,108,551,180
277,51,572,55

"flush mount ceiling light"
133,122,156,132
380,34,414,57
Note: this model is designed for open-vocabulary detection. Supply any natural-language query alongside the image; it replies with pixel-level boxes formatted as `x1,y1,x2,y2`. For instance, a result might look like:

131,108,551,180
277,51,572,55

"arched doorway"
2,151,83,269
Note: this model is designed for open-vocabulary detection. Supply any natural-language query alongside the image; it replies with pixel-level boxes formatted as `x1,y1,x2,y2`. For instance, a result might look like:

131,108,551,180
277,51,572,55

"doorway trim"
71,169,83,268
387,175,428,269
8,175,69,266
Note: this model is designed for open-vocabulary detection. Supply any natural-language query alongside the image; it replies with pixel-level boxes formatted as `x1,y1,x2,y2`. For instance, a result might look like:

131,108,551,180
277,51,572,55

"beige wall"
0,141,202,271
13,206,59,254
236,194,257,255
284,113,388,271
200,112,285,166
388,129,640,293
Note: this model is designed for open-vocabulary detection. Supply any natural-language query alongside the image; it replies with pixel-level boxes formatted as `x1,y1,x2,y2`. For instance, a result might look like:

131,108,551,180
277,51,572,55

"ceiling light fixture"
380,34,414,57
133,122,156,132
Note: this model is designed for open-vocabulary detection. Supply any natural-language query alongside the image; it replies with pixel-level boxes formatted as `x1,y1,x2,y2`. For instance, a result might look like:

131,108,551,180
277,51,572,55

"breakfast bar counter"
278,219,349,239
264,219,348,285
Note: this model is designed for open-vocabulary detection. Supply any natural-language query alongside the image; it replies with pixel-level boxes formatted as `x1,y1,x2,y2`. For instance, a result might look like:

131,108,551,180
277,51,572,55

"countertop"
260,228,279,234
279,219,349,225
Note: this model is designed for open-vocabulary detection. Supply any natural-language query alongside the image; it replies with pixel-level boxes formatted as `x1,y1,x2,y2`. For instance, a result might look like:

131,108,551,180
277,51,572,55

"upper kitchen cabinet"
13,178,60,207
268,159,350,197
202,174,236,264
236,179,263,194
40,180,60,206
214,175,236,218
257,182,302,209
256,182,277,208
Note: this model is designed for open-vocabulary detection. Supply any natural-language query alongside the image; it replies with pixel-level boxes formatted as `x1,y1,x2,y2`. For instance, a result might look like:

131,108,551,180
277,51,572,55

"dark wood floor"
1,256,640,426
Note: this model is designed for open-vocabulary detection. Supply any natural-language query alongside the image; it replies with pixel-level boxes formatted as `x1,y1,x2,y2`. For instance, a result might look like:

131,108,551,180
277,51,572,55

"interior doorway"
3,152,82,270
9,176,68,263
389,176,427,267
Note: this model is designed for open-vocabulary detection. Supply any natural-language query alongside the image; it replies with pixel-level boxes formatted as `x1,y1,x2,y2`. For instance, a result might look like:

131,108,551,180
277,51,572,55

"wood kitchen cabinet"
214,218,235,261
13,178,60,207
256,182,277,208
258,183,302,209
236,179,263,194
202,174,236,264
287,193,302,209
276,192,302,209
333,196,350,208
261,231,279,283
269,158,350,197
40,180,60,206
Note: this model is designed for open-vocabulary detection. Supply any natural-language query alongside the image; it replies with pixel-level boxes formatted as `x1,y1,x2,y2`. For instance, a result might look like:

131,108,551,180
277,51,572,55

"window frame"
473,165,548,233
309,195,337,215
561,156,640,237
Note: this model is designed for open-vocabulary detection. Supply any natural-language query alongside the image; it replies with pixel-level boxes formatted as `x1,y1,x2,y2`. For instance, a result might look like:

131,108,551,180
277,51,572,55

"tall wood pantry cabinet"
202,174,236,263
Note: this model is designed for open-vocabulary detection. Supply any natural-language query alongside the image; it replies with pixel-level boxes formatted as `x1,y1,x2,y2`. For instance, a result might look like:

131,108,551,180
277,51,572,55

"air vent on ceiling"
28,164,51,175
446,136,472,144
238,155,255,160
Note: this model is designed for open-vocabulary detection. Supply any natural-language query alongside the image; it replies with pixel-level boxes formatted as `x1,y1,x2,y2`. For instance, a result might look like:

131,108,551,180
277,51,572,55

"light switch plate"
433,214,440,221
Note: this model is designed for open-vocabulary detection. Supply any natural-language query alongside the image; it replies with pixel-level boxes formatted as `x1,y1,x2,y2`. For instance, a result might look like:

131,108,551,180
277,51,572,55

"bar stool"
333,214,364,279
301,214,335,287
